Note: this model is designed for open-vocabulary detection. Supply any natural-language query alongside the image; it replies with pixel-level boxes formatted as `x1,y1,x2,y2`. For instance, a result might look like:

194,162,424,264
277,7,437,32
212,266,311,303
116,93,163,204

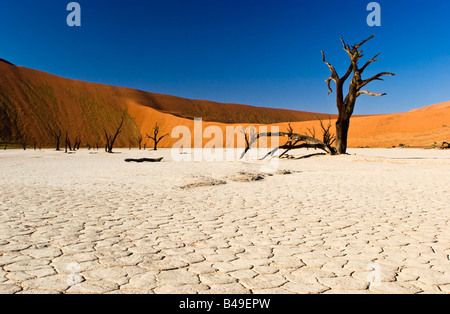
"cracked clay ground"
0,148,449,294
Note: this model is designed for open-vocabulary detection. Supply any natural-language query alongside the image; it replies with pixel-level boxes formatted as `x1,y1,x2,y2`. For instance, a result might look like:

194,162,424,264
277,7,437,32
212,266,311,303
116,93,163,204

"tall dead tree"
147,122,168,151
322,34,394,154
104,117,124,153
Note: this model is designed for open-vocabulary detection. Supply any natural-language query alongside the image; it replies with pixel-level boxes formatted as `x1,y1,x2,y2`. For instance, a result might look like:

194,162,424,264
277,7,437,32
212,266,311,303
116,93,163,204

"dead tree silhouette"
146,122,168,151
104,117,124,153
322,34,394,154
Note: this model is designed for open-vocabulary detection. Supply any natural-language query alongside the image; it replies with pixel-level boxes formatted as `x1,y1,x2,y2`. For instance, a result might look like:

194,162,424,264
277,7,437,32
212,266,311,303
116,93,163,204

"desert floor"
0,148,449,294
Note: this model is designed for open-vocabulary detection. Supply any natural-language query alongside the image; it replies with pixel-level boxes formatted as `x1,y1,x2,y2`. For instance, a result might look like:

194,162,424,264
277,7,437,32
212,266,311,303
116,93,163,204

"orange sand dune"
1,58,449,149
409,101,450,112
0,59,335,147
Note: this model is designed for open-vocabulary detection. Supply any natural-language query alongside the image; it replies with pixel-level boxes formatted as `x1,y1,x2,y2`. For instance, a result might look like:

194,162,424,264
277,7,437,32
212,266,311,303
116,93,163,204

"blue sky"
0,0,449,114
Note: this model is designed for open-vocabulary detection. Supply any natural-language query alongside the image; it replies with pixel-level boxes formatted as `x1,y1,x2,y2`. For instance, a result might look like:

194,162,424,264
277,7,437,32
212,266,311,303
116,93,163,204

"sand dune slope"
1,59,449,148
0,59,333,147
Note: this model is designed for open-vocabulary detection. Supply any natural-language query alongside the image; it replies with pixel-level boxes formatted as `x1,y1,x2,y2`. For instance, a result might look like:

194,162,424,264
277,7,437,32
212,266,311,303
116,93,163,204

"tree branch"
357,90,387,97
359,72,395,89
354,34,375,49
341,64,353,83
360,53,380,74
321,50,339,80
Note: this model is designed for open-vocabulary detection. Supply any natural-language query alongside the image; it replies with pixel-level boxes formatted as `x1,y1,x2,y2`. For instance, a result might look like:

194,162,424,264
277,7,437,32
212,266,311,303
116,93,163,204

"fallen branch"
240,131,336,159
124,157,164,163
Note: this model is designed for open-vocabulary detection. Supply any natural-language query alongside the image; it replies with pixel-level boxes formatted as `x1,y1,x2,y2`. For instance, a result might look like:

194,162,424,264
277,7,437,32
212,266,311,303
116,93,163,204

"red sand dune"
1,58,449,149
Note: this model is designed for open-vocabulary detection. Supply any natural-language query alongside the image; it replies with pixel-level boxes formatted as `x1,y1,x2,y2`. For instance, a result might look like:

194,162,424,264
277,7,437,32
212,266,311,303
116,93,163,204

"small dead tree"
104,117,124,153
64,131,72,153
147,122,168,151
241,126,257,152
48,124,62,151
135,133,144,150
17,129,30,150
322,34,394,154
73,135,82,151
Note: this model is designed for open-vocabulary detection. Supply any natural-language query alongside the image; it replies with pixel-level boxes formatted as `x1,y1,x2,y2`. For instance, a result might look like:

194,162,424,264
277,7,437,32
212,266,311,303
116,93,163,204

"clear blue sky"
1,0,449,114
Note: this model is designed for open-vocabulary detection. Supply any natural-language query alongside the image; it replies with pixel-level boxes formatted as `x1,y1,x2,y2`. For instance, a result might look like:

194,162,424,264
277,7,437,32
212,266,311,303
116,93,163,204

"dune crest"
409,101,450,112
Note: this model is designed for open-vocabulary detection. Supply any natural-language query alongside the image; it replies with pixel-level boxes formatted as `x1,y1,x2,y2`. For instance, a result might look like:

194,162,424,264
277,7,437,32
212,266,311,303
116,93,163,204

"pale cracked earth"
0,148,449,294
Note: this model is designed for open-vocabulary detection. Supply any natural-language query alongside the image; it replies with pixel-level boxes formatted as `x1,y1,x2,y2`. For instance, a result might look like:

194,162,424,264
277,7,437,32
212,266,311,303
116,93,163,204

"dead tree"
48,125,62,151
241,126,257,152
104,117,124,153
135,133,144,150
304,119,336,155
73,135,82,151
240,129,335,160
240,120,337,160
64,131,72,153
17,129,30,150
146,122,168,151
322,34,394,154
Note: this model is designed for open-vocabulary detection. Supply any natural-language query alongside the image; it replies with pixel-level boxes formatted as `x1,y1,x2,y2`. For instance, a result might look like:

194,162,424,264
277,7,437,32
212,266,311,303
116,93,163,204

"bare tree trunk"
335,118,350,154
